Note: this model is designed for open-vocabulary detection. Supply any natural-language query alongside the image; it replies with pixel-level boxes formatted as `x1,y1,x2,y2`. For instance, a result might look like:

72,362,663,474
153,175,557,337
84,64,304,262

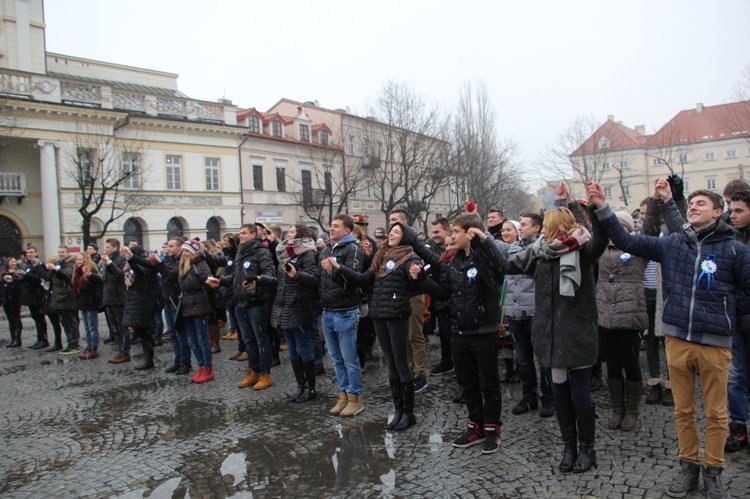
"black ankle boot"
134,333,154,370
572,405,597,473
288,359,306,402
555,403,577,472
295,361,318,403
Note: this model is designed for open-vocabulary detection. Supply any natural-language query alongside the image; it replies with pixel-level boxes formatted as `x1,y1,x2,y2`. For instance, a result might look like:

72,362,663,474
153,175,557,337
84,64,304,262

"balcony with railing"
0,68,236,125
0,172,27,203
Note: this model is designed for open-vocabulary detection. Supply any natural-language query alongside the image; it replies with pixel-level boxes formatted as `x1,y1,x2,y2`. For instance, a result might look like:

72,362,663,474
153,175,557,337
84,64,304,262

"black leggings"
373,318,412,383
3,304,22,338
600,327,643,382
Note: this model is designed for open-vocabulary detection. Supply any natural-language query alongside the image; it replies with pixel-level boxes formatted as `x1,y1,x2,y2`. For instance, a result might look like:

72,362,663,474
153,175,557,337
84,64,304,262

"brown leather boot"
330,391,348,415
209,325,221,353
237,369,259,388
254,372,274,390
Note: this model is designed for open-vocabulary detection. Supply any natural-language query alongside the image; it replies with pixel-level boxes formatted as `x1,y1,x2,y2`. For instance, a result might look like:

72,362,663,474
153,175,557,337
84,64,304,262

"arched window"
167,217,184,238
249,115,260,134
123,218,143,246
206,217,222,241
0,215,22,259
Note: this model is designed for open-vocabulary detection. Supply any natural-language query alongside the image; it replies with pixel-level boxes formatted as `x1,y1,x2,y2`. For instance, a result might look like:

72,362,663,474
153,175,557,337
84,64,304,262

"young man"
100,238,131,363
486,208,505,239
507,212,554,418
318,214,366,416
426,217,453,375
388,208,429,393
411,214,506,454
725,189,750,453
17,246,48,349
34,246,79,354
86,243,101,264
588,180,750,499
215,224,276,390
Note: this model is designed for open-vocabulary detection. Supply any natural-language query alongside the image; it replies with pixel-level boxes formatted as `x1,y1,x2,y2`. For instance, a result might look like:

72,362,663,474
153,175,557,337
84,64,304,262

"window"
652,158,660,166
597,136,610,149
377,141,384,159
362,138,370,157
679,153,689,164
122,152,141,189
348,135,357,155
726,149,737,159
320,130,329,146
365,179,373,199
276,166,286,192
705,151,716,160
707,179,717,190
167,217,184,238
622,185,630,196
77,149,95,186
301,170,312,204
585,163,595,172
683,180,689,191
324,171,333,196
249,115,260,134
166,155,182,190
205,158,220,191
602,162,611,170
619,160,629,169
206,217,221,241
252,164,264,191
604,187,612,198
299,124,309,142
272,120,282,137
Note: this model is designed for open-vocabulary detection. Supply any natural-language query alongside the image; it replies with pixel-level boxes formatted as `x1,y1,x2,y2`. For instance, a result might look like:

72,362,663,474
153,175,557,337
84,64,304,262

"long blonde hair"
543,207,584,242
179,250,194,277
72,252,99,286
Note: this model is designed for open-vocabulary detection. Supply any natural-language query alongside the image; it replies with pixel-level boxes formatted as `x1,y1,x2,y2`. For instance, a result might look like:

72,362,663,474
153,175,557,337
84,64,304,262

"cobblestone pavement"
1,316,749,498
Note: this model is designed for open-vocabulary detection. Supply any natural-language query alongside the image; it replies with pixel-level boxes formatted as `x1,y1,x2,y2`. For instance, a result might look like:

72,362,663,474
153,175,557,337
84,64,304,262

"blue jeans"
552,367,594,409
80,309,99,348
323,309,362,395
165,304,191,366
184,317,211,368
728,328,749,424
152,308,164,339
284,326,315,362
236,304,272,374
227,305,238,333
310,308,324,368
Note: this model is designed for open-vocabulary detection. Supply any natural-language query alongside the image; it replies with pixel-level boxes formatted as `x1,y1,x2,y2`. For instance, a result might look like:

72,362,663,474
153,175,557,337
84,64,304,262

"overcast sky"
44,0,750,189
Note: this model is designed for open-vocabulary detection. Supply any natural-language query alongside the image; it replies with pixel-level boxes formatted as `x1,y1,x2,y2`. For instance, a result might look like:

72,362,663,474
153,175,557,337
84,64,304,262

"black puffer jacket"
336,223,421,320
318,234,365,311
417,237,505,336
14,267,44,307
220,239,275,307
265,248,320,331
178,257,212,317
101,250,127,307
0,271,22,307
122,254,155,328
156,255,180,307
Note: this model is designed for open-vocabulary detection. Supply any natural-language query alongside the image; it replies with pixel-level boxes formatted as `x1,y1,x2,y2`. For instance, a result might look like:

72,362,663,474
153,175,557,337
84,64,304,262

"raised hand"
409,263,423,280
654,178,672,202
361,239,373,257
586,181,606,208
467,227,487,242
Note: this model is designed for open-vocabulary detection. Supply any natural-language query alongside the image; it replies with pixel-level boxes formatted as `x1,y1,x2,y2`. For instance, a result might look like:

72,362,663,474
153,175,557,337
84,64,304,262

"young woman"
264,224,320,403
493,202,607,473
1,258,23,348
178,238,215,383
500,220,521,384
201,239,226,354
72,252,103,359
322,222,422,430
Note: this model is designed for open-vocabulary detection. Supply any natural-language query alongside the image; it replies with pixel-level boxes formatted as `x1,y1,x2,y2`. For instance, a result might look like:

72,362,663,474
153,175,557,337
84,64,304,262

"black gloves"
667,174,684,201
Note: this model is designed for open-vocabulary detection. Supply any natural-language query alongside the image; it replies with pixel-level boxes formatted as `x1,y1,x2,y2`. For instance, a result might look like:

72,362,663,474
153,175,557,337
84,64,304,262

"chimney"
218,98,232,105
297,106,303,115
635,125,646,135
607,115,615,122
696,103,704,114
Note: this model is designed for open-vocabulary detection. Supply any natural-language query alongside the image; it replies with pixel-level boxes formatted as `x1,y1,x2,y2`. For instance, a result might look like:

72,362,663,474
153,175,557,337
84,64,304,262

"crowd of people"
2,175,750,498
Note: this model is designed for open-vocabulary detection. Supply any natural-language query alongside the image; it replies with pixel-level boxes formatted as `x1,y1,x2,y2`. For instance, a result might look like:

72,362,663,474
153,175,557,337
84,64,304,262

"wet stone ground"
1,316,750,498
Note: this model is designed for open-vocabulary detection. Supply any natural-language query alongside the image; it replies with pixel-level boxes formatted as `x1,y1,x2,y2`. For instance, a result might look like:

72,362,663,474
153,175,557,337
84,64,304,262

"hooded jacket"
101,250,127,307
178,256,213,317
36,256,76,311
122,253,156,328
596,204,750,348
264,244,320,331
220,238,275,307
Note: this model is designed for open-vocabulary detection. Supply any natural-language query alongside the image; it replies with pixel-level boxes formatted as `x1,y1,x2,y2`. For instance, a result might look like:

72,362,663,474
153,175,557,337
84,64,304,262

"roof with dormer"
571,118,648,156
644,101,750,148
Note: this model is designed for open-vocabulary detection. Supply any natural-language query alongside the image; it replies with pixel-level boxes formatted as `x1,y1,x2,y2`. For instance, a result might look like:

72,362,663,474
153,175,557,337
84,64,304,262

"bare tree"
63,118,150,246
356,81,451,231
447,81,523,219
725,63,750,146
539,115,613,198
645,120,692,177
286,144,368,235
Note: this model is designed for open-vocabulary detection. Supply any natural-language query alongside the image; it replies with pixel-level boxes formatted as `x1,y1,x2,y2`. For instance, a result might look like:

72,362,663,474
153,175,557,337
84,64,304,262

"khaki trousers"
665,335,731,467
407,294,428,379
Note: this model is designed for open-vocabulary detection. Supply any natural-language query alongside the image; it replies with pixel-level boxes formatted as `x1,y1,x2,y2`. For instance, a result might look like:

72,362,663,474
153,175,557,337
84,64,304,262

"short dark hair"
520,212,543,228
730,189,750,207
431,217,450,230
688,189,724,210
128,239,138,244
105,238,121,249
389,207,410,223
240,223,258,234
451,214,485,232
640,197,651,207
87,243,99,252
488,208,503,216
723,179,750,198
26,246,37,252
332,214,354,232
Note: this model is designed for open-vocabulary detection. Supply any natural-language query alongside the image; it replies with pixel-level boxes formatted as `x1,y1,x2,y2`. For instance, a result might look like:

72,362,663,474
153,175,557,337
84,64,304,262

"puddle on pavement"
162,398,230,440
144,420,399,497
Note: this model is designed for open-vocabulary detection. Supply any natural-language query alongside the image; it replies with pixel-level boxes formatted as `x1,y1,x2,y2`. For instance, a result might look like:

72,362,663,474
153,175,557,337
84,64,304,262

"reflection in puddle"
149,477,182,499
429,432,443,453
221,452,247,487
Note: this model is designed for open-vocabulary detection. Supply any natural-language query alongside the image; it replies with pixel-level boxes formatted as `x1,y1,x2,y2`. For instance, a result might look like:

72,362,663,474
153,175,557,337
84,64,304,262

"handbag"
174,299,186,333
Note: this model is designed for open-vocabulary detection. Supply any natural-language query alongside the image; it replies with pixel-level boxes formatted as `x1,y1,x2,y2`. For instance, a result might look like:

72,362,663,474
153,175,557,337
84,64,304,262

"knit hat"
614,211,634,233
507,220,521,237
181,237,202,255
